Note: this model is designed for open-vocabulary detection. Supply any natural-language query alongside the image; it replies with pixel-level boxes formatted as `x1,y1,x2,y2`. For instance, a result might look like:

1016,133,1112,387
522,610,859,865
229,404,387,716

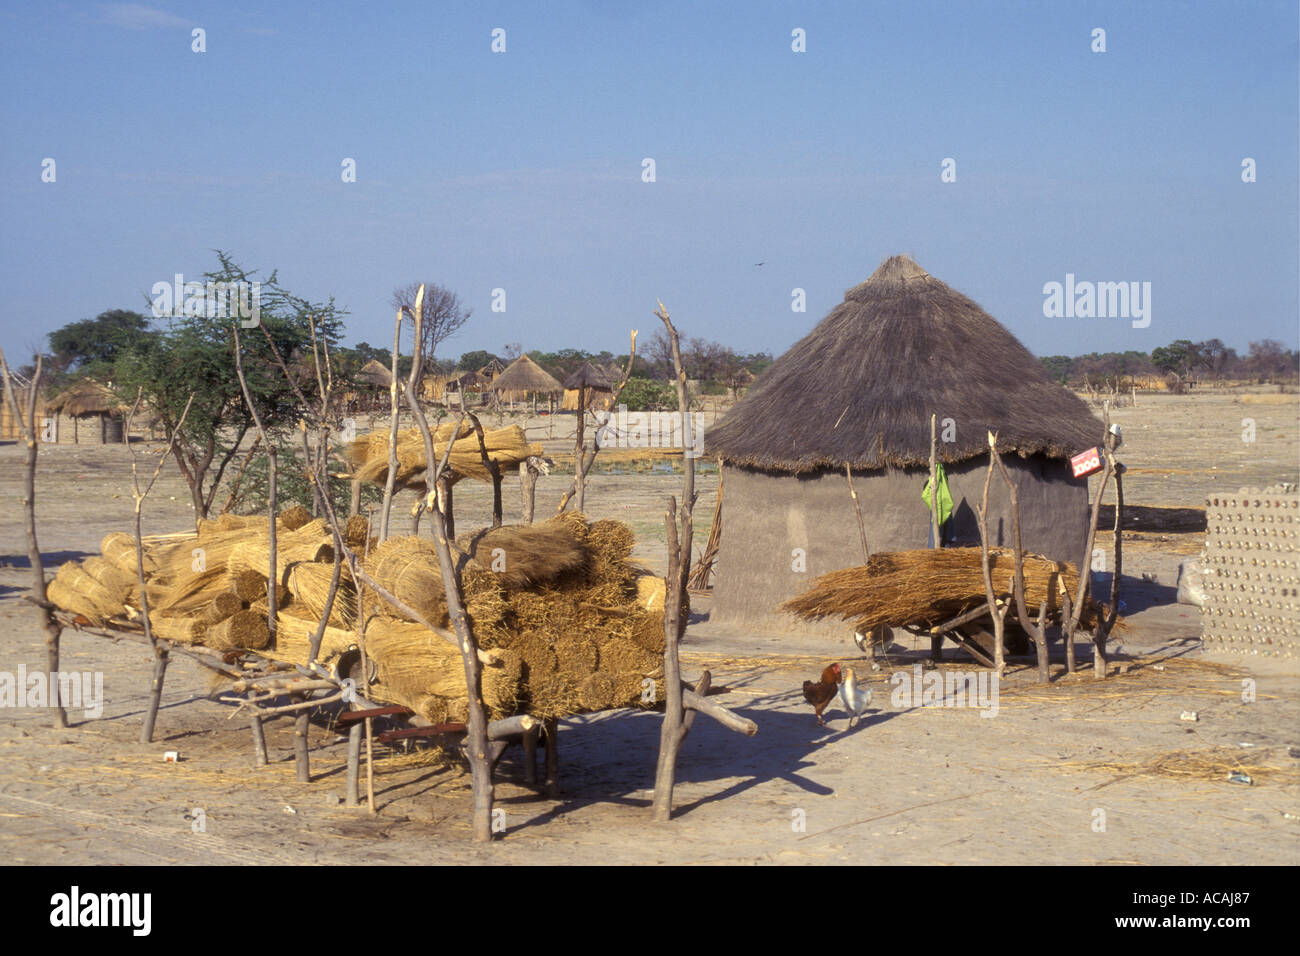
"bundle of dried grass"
268,608,357,665
458,517,588,589
80,556,136,603
226,519,333,583
364,536,448,625
150,616,205,643
207,610,271,651
781,547,1105,633
101,532,155,576
363,617,520,719
343,422,541,489
283,561,354,628
200,591,244,625
46,564,109,625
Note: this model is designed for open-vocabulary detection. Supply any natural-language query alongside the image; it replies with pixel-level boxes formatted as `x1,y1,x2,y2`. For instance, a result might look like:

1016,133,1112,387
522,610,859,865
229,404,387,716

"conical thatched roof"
491,354,563,394
356,359,392,387
706,255,1101,473
48,379,128,417
563,362,612,390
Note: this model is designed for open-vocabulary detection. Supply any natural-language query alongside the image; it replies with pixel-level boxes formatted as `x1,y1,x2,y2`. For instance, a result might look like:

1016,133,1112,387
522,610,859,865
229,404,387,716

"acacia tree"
115,252,345,522
389,282,471,366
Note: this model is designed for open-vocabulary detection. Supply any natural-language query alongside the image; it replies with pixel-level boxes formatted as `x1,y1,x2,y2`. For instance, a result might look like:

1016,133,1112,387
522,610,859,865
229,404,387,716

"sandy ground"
1,393,1297,865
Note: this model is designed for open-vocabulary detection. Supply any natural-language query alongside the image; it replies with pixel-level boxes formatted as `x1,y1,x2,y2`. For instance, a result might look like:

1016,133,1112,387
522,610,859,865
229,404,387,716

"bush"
618,377,678,411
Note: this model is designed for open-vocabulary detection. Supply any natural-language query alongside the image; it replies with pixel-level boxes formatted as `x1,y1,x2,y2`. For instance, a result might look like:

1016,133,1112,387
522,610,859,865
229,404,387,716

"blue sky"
1,0,1296,365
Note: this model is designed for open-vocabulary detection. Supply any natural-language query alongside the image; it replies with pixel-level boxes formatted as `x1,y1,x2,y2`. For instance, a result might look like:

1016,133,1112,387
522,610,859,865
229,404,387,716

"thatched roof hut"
562,362,615,412
46,379,129,443
492,354,563,410
48,379,127,418
704,255,1104,636
356,359,393,388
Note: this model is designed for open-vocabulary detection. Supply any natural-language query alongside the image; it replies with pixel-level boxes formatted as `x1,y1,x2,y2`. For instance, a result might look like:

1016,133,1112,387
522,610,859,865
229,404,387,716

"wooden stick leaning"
0,350,66,728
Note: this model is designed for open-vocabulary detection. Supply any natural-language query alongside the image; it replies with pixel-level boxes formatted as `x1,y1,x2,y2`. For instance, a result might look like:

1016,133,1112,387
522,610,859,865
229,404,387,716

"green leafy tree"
115,252,346,522
48,309,152,378
618,376,678,411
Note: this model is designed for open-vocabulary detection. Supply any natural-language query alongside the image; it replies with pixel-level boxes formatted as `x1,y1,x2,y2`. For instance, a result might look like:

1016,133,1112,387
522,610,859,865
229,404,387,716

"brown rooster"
802,662,842,726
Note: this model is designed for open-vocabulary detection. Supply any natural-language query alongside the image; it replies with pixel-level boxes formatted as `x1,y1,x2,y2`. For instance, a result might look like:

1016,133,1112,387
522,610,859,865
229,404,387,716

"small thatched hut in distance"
46,379,129,444
704,255,1103,635
491,354,563,412
562,362,614,412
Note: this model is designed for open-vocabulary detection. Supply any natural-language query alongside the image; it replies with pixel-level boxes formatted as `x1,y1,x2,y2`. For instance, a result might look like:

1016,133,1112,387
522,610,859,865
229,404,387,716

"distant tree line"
1039,338,1299,390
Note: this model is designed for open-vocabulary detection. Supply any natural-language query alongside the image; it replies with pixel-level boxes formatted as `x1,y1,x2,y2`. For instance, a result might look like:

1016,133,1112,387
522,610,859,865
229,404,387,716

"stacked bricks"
1202,485,1300,657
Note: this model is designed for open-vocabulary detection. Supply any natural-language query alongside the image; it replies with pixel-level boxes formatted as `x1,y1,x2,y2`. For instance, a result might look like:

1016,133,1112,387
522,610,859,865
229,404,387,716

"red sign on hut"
1071,446,1102,479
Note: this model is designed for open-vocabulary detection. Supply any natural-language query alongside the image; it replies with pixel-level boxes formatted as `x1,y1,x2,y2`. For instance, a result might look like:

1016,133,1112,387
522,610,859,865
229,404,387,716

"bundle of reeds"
457,516,589,589
343,423,541,489
781,547,1104,633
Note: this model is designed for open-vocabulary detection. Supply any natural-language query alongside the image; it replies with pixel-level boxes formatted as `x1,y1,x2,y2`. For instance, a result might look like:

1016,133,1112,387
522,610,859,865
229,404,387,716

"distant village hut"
562,362,615,412
491,354,563,414
704,255,1103,634
46,379,130,444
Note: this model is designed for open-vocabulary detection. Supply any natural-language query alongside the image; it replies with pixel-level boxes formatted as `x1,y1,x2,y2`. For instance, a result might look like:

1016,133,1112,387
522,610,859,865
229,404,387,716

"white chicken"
839,666,873,728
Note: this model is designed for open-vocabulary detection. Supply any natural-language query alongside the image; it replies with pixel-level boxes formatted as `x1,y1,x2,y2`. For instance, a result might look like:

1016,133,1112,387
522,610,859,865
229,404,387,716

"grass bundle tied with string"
781,546,1109,634
282,561,355,628
206,609,271,651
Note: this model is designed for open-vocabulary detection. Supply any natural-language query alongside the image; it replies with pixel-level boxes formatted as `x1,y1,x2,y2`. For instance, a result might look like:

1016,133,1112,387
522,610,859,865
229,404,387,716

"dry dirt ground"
1,393,1297,865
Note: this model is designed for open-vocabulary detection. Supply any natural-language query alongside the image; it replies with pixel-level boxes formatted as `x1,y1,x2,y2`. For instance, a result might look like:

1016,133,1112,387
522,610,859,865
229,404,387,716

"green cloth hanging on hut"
922,462,953,529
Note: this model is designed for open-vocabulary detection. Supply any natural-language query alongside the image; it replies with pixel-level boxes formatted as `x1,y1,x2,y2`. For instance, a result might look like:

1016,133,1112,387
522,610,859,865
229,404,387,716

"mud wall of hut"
710,456,1089,634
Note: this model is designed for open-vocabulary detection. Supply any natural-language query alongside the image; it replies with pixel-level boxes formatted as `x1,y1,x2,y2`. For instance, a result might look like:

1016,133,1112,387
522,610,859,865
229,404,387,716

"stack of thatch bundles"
342,421,541,489
46,508,355,651
352,513,672,722
781,547,1107,633
49,507,674,725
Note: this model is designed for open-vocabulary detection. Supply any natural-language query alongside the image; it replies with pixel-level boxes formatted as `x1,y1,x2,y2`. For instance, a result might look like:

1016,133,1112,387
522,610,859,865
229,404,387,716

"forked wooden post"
1,351,67,730
975,432,1008,677
123,387,194,743
990,436,1051,683
650,302,756,822
1064,415,1118,678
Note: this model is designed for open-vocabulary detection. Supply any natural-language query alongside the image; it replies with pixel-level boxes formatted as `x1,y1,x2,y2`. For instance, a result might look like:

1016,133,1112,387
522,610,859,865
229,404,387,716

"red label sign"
1071,446,1102,478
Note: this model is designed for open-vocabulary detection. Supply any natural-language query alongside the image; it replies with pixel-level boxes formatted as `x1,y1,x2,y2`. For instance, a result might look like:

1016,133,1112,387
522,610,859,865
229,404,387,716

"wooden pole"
576,385,587,512
929,413,941,549
975,432,1008,677
520,460,538,525
2,353,67,729
346,721,362,805
121,387,193,742
556,331,637,514
652,301,695,823
1064,414,1116,677
379,310,403,542
251,716,268,766
1096,462,1125,678
403,288,494,842
846,464,869,564
991,437,1051,683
